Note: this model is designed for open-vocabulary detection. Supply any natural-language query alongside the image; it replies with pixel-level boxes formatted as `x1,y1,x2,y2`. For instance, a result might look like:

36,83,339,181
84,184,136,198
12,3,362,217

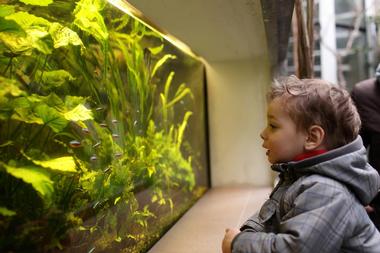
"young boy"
222,76,380,253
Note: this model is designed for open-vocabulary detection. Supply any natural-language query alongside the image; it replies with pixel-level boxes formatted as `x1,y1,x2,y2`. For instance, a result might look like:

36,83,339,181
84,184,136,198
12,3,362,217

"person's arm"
222,210,266,253
351,87,370,148
231,178,351,253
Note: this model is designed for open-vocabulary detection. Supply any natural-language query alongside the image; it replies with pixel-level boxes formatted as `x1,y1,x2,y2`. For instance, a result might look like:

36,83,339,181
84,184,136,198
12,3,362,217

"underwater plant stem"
2,57,13,76
37,55,49,92
6,120,11,159
23,124,46,153
39,130,51,155
9,121,23,140
102,42,109,82
67,48,102,103
39,56,48,81
9,58,13,79
30,54,42,82
61,176,75,211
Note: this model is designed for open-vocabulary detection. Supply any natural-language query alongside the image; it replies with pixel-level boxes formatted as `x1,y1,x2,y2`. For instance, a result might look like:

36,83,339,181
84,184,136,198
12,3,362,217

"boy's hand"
222,228,240,253
365,205,375,213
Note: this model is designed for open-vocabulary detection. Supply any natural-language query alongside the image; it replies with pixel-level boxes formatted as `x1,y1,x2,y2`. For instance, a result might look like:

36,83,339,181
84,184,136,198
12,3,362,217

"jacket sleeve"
232,178,351,253
238,212,265,233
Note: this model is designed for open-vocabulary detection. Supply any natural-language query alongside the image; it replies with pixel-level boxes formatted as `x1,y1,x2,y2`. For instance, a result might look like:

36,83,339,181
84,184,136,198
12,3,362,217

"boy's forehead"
267,111,282,120
267,98,291,119
268,97,286,112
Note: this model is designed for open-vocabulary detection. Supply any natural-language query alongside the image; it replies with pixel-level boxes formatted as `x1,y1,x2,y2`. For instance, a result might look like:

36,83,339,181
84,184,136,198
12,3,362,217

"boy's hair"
269,75,361,149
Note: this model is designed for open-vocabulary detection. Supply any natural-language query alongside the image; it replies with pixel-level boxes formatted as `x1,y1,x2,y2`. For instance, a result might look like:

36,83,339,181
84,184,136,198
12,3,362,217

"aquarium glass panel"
0,0,209,252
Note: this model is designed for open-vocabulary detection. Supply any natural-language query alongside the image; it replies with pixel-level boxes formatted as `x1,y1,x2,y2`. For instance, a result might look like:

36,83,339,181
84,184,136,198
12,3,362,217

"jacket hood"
272,136,380,205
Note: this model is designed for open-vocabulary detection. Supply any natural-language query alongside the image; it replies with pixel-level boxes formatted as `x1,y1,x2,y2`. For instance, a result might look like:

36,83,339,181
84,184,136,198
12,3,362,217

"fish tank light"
107,0,198,59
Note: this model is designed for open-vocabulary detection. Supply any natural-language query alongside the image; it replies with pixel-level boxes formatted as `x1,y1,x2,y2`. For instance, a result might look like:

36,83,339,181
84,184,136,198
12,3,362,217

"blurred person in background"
351,63,380,230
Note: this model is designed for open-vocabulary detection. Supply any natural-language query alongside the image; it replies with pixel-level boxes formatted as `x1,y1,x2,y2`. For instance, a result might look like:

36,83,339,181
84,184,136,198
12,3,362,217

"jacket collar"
271,136,363,173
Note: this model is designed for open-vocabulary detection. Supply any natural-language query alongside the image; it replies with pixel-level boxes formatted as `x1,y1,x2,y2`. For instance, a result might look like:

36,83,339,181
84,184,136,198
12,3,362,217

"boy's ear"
304,125,325,151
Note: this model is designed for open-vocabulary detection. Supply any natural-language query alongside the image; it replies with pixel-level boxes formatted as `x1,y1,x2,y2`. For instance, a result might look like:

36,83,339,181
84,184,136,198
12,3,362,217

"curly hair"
269,75,361,149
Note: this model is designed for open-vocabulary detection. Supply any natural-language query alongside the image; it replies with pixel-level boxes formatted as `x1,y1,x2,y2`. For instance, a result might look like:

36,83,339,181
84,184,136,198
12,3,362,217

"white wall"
125,0,273,187
205,59,272,187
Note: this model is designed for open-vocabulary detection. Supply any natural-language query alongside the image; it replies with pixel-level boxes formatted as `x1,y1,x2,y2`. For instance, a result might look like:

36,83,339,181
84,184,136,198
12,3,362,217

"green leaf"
147,166,155,177
177,111,192,148
3,12,53,54
0,76,25,97
0,30,32,55
151,54,176,77
114,196,121,205
64,96,87,110
44,92,65,108
34,157,77,173
34,104,68,132
6,12,50,32
0,5,15,17
168,198,174,210
36,69,75,89
49,22,85,51
166,87,192,108
23,152,77,173
26,94,44,103
127,234,137,240
0,141,13,148
175,83,193,99
0,31,52,55
2,163,53,199
12,107,44,125
73,0,108,44
164,71,175,100
64,104,93,122
0,17,23,33
112,15,130,31
148,44,164,55
19,0,53,6
0,207,16,216
160,94,167,122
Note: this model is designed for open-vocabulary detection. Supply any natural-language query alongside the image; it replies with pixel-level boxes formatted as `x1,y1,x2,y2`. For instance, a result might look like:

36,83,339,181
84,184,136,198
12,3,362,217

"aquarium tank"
0,0,209,252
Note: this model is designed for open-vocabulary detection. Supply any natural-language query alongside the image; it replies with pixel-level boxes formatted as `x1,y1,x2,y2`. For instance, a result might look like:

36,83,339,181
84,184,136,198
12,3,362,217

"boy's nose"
260,129,266,140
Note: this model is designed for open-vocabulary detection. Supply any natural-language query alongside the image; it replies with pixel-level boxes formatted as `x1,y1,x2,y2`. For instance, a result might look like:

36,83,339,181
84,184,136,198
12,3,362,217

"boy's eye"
269,124,277,129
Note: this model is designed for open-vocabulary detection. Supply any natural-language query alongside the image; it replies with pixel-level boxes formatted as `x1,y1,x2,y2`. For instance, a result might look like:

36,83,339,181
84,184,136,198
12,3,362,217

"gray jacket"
232,137,380,253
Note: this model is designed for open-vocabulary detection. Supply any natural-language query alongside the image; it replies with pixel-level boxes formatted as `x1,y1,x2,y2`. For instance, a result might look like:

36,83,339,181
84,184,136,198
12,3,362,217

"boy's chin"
268,157,288,164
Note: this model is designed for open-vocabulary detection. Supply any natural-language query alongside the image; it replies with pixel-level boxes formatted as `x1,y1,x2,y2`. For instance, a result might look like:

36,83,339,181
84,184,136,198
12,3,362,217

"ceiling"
126,0,269,62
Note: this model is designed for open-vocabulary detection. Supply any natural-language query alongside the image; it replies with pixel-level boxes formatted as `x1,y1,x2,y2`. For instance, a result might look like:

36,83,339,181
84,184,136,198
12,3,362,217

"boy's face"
260,97,308,164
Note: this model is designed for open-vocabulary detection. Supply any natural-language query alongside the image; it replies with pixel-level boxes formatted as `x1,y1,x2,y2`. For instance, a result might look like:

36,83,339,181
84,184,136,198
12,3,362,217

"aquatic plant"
0,0,206,252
